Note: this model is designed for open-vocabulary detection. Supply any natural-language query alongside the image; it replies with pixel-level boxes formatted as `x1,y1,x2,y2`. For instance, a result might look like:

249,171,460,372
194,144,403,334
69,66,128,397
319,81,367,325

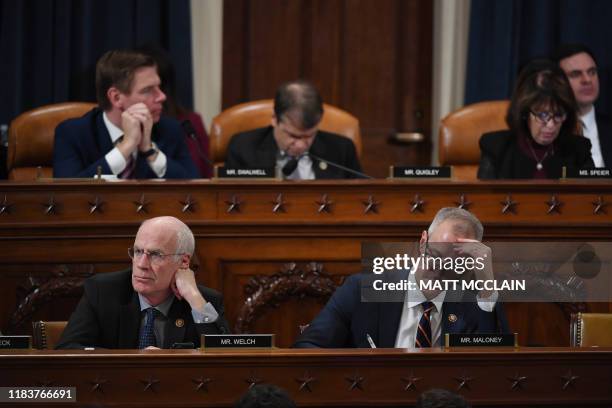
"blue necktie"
415,301,435,348
138,308,160,349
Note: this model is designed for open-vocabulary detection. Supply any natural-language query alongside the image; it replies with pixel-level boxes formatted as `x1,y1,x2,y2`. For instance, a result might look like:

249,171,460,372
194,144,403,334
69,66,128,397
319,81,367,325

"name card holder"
215,166,280,180
444,333,518,348
0,336,32,349
201,334,275,350
564,167,612,179
389,166,452,179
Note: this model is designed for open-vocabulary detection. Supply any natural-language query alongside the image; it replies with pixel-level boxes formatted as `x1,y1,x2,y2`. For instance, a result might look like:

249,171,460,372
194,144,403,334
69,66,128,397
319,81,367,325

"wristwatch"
139,144,158,158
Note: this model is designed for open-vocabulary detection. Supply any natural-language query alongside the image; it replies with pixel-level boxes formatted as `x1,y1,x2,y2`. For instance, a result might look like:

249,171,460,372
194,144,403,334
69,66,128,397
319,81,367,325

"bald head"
139,216,195,257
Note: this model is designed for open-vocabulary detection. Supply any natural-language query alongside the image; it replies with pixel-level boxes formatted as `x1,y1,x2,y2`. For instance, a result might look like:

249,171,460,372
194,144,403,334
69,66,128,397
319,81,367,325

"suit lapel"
377,301,403,347
255,127,279,168
164,298,188,348
118,291,141,348
597,114,612,167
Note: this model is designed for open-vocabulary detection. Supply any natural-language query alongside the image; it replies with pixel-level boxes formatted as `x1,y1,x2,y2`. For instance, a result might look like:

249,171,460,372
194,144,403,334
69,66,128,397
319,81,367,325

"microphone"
282,157,299,176
307,152,373,179
181,119,213,168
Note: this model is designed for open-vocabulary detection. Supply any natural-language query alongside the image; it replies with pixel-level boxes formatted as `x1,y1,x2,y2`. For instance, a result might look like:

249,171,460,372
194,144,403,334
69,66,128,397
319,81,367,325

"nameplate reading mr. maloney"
202,334,274,349
445,333,516,347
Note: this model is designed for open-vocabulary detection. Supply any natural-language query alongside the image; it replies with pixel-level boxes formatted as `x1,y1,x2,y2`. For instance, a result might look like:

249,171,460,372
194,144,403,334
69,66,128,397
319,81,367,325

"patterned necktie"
138,308,160,349
415,301,435,348
115,135,136,179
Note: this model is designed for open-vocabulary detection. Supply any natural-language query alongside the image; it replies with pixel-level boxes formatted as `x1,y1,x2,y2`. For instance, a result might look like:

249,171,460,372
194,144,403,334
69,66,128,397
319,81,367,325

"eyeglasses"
530,110,567,124
128,247,183,265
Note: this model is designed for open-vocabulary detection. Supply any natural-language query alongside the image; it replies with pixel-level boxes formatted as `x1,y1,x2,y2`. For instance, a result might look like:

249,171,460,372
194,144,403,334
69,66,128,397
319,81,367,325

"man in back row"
53,49,198,179
554,43,612,167
225,80,363,179
57,216,229,349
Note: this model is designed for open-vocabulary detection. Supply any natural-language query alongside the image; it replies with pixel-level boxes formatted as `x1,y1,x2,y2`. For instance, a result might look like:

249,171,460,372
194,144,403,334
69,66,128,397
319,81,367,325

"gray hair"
427,207,483,240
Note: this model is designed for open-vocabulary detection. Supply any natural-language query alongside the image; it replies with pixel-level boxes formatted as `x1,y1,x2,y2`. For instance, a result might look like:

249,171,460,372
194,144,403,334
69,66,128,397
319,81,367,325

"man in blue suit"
53,49,198,179
294,208,509,348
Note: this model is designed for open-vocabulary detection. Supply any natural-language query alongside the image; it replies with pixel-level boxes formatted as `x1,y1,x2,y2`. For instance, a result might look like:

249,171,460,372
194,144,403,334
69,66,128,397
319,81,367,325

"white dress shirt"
276,151,316,180
581,107,603,167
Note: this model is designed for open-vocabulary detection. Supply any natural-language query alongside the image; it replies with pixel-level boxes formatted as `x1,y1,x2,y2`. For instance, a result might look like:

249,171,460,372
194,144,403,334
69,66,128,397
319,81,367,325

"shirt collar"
405,273,446,313
581,106,596,132
102,111,124,143
138,293,175,317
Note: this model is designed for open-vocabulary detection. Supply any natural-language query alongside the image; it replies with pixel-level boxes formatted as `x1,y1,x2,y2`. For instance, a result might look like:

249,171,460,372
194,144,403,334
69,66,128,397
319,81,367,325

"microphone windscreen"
282,157,299,176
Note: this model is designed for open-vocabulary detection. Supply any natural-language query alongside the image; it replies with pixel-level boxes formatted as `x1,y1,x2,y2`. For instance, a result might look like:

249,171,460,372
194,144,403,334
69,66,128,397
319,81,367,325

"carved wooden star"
245,373,263,389
316,194,333,213
401,372,422,391
225,194,242,213
180,194,196,213
272,193,287,213
592,196,607,215
88,196,105,214
507,373,527,391
90,376,108,393
362,195,380,214
140,376,160,392
296,371,316,392
133,194,150,214
0,195,12,215
454,373,475,390
345,373,365,391
561,370,579,390
192,376,213,392
500,195,517,214
546,195,563,214
454,194,472,210
410,194,425,213
42,195,58,215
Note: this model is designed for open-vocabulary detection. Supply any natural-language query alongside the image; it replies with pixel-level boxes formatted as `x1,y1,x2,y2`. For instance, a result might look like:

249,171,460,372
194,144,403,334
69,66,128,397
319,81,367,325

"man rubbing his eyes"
57,216,229,349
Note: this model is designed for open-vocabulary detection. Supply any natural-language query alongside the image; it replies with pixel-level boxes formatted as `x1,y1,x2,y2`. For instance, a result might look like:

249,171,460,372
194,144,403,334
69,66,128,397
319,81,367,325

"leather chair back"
209,99,361,167
438,100,510,180
8,102,96,181
32,321,68,349
570,313,612,347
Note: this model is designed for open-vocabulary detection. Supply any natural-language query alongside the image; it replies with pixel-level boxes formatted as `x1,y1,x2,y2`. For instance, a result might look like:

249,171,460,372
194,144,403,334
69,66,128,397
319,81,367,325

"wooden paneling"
222,0,433,177
1,180,612,348
2,348,612,407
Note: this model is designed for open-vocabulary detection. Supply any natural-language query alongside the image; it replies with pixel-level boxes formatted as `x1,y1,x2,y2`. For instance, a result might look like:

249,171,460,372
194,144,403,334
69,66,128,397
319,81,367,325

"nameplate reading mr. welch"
0,336,32,349
392,166,451,178
201,334,275,349
216,167,276,179
445,333,517,348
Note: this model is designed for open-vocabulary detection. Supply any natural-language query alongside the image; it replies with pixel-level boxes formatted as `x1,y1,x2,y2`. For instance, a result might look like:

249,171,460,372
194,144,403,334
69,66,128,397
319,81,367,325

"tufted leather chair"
32,321,68,349
209,99,361,167
570,313,612,347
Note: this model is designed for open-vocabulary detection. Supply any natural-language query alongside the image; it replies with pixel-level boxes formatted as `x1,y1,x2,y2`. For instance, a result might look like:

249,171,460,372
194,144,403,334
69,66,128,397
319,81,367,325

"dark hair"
136,44,185,117
274,80,323,129
506,63,579,144
234,384,296,408
415,388,471,408
95,50,156,111
552,43,598,66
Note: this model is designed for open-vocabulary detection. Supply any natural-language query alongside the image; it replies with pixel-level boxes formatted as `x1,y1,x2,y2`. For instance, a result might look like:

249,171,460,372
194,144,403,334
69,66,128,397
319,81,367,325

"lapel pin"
175,318,185,328
319,161,328,170
448,314,458,323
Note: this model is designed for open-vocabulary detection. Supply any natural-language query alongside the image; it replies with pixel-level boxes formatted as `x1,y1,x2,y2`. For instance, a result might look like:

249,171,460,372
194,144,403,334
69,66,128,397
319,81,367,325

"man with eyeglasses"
225,80,363,179
554,43,612,168
294,208,509,348
57,216,229,349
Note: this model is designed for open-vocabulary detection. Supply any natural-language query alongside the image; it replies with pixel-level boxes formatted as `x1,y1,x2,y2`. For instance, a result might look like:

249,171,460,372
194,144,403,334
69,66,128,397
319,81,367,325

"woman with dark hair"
477,61,594,179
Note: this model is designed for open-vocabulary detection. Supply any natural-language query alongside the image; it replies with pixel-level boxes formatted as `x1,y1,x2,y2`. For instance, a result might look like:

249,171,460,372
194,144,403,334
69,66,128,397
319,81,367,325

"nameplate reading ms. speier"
0,336,32,349
392,166,451,178
201,334,275,349
445,333,517,348
568,168,612,178
217,167,275,178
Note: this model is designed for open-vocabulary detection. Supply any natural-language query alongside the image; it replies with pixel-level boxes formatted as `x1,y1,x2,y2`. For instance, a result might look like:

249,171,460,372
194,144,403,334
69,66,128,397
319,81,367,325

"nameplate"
391,166,451,178
216,167,276,179
567,168,612,178
0,336,32,349
201,334,275,349
445,333,517,347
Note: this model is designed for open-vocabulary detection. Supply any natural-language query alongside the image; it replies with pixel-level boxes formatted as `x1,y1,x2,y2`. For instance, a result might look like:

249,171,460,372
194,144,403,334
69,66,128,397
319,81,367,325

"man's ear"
179,254,191,269
419,230,428,254
271,114,278,128
107,87,123,110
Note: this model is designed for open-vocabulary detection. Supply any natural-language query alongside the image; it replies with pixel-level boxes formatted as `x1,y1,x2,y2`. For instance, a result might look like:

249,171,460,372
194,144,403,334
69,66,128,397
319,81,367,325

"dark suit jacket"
56,269,230,349
225,126,363,179
477,130,594,179
596,112,612,167
53,108,198,178
293,274,509,348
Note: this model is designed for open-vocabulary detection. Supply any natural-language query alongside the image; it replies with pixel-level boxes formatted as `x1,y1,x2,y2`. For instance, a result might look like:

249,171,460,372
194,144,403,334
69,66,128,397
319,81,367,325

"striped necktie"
115,135,136,179
415,301,435,348
138,308,160,349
